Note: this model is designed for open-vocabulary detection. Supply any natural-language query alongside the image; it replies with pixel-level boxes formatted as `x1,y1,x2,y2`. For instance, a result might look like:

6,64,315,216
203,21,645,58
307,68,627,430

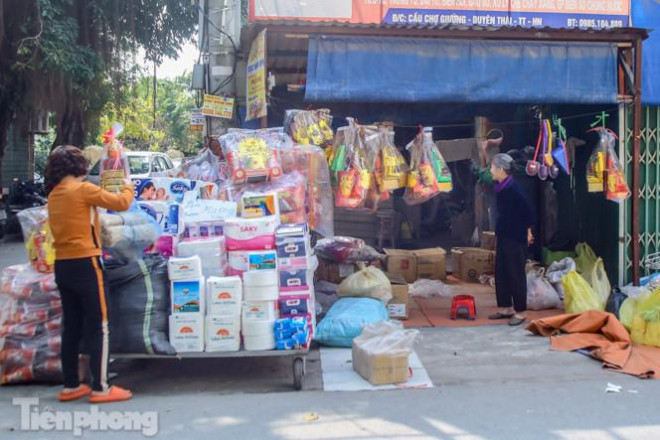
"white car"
86,152,175,185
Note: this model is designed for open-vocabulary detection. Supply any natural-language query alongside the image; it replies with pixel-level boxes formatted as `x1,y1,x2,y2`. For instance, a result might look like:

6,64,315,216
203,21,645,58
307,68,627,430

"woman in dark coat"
488,154,535,326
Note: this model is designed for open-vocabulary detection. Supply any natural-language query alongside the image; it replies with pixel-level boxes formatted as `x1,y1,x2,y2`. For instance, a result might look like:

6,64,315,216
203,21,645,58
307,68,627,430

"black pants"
495,237,528,313
54,257,110,392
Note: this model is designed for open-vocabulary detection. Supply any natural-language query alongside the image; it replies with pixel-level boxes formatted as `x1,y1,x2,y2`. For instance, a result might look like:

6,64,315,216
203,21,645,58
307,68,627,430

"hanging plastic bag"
630,288,660,348
526,268,562,311
546,257,576,300
590,258,611,304
377,129,408,192
574,242,598,280
338,266,393,303
404,127,450,205
16,207,55,274
100,123,130,194
333,122,371,209
586,129,609,193
562,270,605,314
285,109,334,148
605,287,628,319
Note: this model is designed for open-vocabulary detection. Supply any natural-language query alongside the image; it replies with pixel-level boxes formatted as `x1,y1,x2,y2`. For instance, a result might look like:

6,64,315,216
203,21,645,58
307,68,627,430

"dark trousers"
54,257,110,392
495,237,528,313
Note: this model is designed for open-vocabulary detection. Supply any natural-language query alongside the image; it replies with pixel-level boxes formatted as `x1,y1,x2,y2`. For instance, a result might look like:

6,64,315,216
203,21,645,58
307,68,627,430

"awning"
305,35,619,104
632,0,660,105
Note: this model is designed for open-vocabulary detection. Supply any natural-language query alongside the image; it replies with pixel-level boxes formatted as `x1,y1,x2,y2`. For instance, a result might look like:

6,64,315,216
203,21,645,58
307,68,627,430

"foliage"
0,0,197,183
34,126,56,178
98,73,203,155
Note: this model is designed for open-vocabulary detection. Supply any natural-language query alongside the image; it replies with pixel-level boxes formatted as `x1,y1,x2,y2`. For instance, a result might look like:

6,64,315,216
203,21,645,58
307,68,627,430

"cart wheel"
293,358,304,391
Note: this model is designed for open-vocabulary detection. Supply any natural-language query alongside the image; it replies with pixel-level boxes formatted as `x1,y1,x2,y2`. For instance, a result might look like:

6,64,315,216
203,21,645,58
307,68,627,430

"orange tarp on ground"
526,310,660,379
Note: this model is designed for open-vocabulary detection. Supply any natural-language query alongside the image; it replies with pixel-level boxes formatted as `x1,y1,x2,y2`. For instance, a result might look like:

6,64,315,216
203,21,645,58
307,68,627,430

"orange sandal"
89,386,133,404
58,384,92,402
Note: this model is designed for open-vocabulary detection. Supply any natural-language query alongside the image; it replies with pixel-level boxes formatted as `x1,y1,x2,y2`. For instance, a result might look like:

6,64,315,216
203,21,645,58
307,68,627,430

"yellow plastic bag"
338,266,393,303
619,297,636,331
562,270,605,314
630,289,660,347
575,242,598,283
590,258,611,304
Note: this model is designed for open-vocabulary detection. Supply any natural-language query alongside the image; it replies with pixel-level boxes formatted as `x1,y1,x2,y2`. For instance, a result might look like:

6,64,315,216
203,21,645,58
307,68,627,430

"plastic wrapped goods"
174,147,229,184
100,123,130,193
314,297,389,348
0,265,62,384
314,236,382,263
526,268,562,311
404,127,452,206
220,128,286,184
630,288,660,348
546,257,576,300
561,270,605,314
338,266,393,303
17,207,55,274
285,109,334,148
352,320,419,385
99,202,161,259
105,255,175,355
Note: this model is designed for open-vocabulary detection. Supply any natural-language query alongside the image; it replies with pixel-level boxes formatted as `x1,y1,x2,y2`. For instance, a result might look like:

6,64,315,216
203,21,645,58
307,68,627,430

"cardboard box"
352,342,409,386
413,248,447,281
316,257,358,284
384,249,417,284
481,232,496,251
386,274,409,320
452,248,495,283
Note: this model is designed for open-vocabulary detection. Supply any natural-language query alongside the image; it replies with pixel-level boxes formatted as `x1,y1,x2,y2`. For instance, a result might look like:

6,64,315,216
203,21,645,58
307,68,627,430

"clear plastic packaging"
586,128,626,200
220,128,287,185
17,207,55,274
100,123,130,194
352,320,419,385
409,279,454,298
330,121,371,210
314,236,383,263
99,202,162,260
174,147,229,185
285,109,334,148
404,127,452,206
0,264,62,384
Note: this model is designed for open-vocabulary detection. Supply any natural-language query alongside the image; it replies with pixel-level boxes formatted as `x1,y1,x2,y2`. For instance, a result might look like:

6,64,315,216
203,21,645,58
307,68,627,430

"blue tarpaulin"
632,0,660,105
305,36,619,104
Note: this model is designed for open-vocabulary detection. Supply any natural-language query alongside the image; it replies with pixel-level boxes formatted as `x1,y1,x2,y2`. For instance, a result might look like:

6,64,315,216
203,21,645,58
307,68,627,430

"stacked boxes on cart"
159,185,316,353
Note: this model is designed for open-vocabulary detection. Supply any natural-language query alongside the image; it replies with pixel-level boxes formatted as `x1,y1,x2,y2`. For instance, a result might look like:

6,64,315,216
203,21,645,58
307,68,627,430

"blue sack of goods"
314,297,389,348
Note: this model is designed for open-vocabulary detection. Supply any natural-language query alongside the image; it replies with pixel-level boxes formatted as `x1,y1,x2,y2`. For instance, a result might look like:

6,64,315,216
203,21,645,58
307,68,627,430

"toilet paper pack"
247,250,278,271
171,278,205,314
177,237,227,277
205,316,240,352
168,256,203,280
206,276,243,316
169,314,204,353
225,216,278,251
242,301,277,322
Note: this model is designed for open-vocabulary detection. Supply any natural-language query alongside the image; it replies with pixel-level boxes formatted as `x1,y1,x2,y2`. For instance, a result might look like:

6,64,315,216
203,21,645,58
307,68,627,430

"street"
1,238,659,439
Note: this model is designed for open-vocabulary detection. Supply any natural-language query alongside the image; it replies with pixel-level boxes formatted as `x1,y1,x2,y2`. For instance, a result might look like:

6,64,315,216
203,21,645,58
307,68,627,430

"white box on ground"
206,276,243,316
168,256,203,280
205,316,241,352
169,314,204,353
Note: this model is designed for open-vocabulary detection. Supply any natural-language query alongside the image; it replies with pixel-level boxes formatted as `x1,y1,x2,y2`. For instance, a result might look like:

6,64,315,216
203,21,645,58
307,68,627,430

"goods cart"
111,345,310,391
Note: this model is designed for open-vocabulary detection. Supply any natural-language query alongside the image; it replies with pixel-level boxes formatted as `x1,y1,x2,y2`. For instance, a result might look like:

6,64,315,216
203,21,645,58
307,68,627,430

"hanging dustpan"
553,138,571,174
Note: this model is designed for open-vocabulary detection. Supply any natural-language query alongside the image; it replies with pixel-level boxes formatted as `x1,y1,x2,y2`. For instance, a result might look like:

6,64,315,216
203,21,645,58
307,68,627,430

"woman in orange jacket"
46,145,134,403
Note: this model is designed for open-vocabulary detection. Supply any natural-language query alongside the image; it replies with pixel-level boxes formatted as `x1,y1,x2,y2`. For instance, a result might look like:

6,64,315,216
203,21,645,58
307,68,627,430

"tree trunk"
52,86,86,149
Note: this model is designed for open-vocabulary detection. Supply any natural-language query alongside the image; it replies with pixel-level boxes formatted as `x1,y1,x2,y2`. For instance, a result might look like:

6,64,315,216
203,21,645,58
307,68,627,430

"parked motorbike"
0,178,47,238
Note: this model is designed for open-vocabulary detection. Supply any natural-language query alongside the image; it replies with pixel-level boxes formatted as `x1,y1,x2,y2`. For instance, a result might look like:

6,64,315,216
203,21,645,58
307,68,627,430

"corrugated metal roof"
242,20,647,47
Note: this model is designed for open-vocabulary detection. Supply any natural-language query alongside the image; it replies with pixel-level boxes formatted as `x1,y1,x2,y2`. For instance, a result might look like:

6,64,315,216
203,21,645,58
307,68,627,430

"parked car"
86,151,175,185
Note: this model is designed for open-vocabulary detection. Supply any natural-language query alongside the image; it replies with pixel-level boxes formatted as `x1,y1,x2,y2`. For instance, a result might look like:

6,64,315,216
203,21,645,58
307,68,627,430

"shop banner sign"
246,29,267,121
190,109,205,131
250,0,630,30
201,95,235,119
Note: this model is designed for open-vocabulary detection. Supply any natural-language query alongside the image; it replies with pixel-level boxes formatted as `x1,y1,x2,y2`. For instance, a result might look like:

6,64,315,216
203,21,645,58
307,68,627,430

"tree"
0,0,197,183
98,73,203,155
